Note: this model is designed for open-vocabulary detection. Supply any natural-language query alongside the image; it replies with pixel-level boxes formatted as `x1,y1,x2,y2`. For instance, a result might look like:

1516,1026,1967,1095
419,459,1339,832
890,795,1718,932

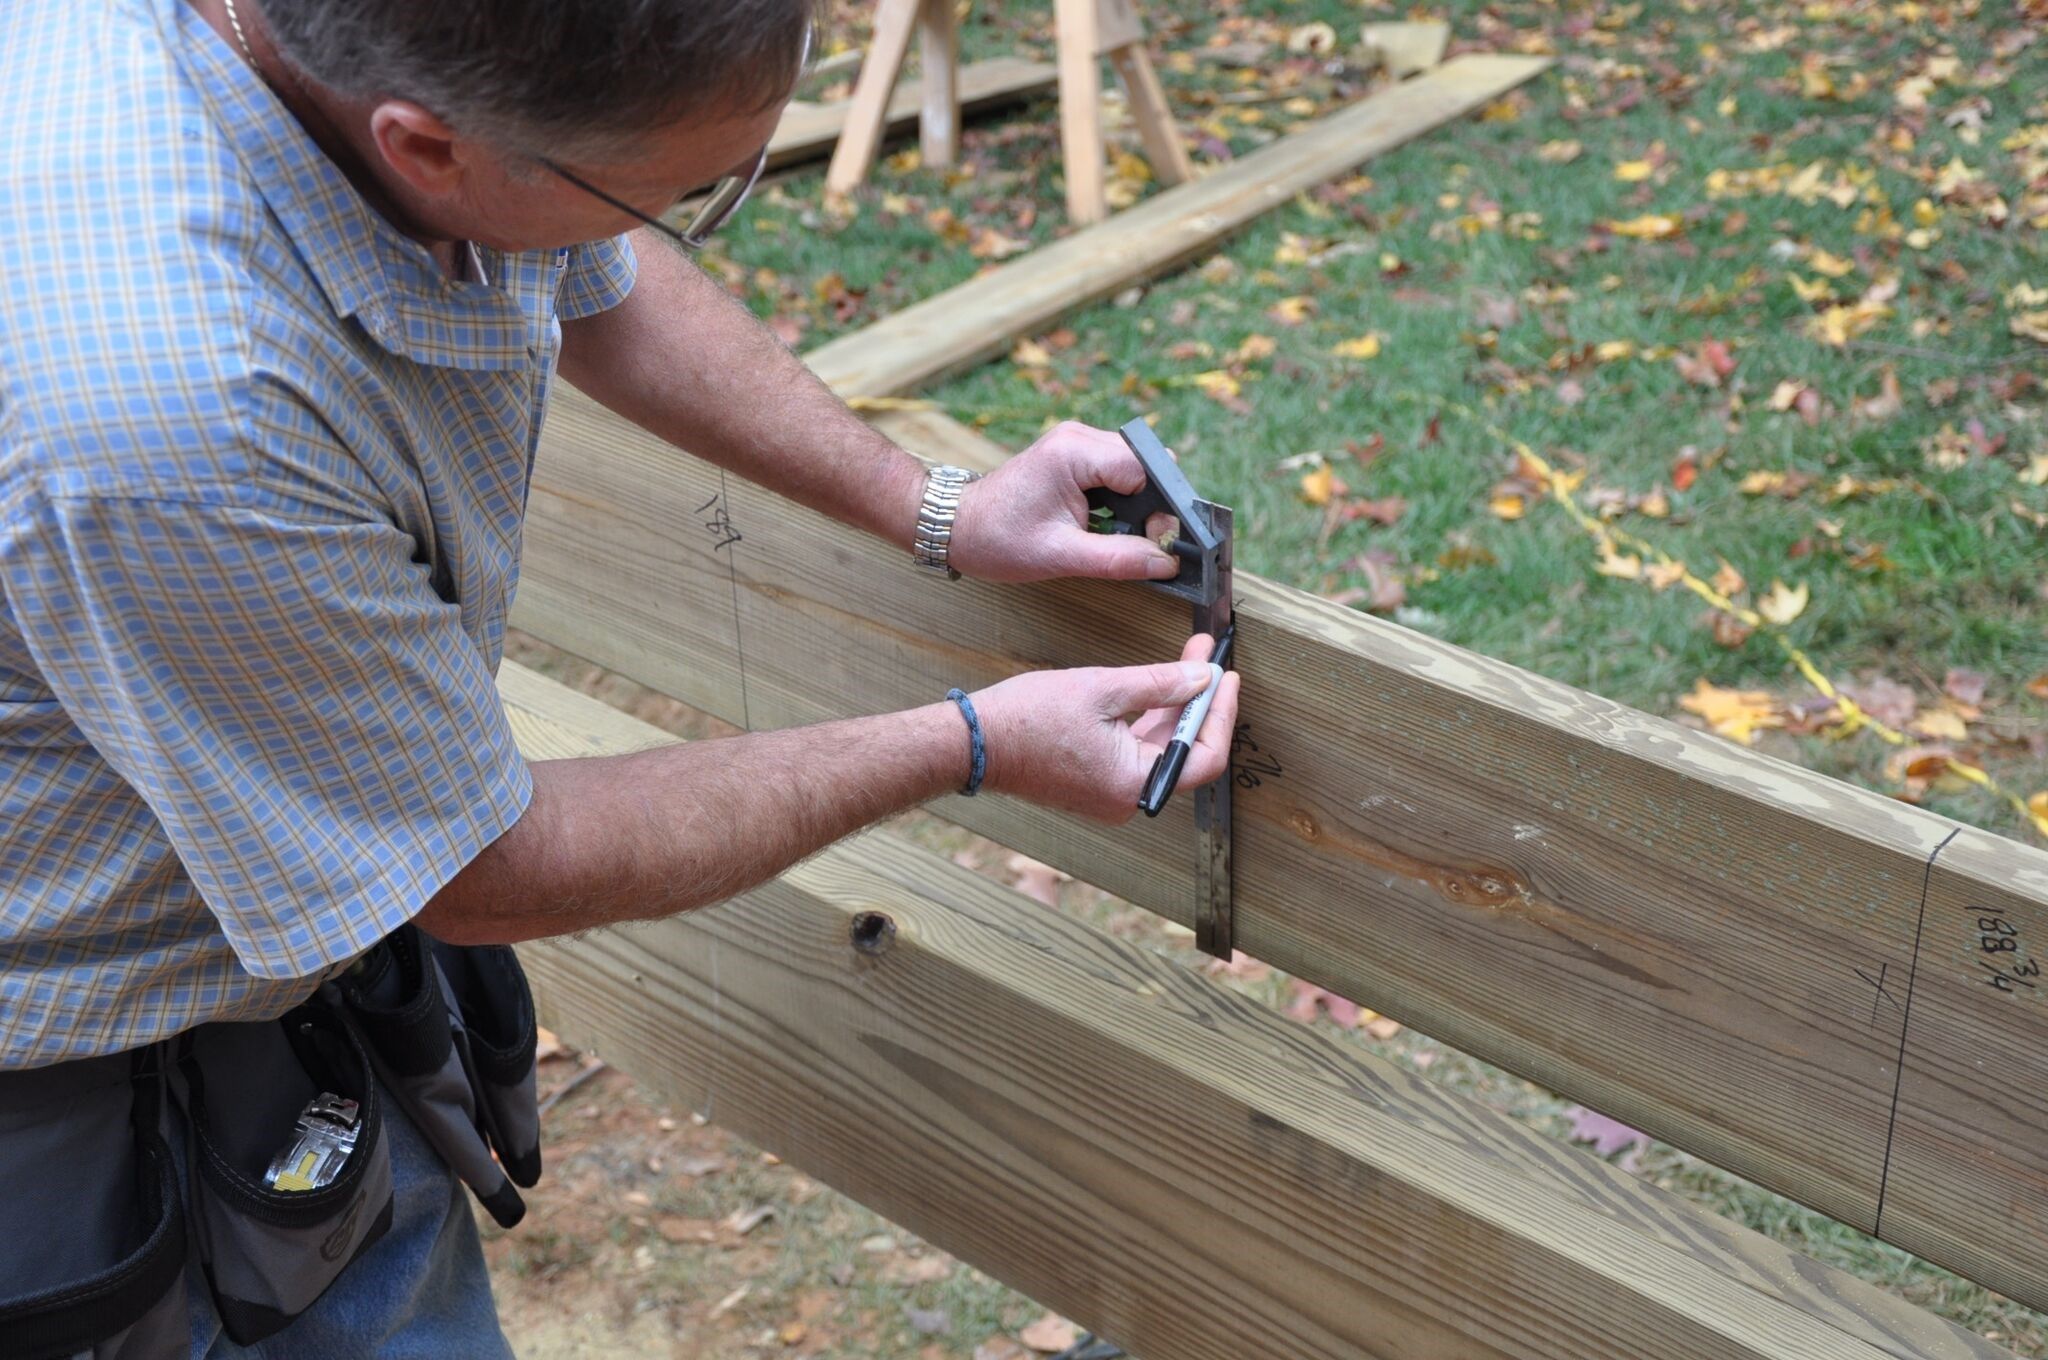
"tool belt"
0,925,541,1359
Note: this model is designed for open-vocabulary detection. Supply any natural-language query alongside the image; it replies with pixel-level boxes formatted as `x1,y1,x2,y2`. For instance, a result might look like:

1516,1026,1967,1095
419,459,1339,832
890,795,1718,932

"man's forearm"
557,228,927,549
416,702,967,945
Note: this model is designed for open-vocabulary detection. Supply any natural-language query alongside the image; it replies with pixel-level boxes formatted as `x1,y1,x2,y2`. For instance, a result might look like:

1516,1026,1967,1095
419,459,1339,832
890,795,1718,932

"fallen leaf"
1331,333,1384,360
1538,139,1583,163
1012,338,1052,368
1020,1313,1080,1353
1944,668,1989,706
1268,295,1316,326
1595,545,1643,579
1230,333,1277,364
1645,560,1688,591
1757,580,1809,624
779,1322,810,1345
1004,853,1067,907
1613,158,1655,182
1808,248,1856,277
1489,493,1527,520
1843,676,1917,729
1854,366,1904,421
1299,464,1338,507
1606,212,1684,240
1910,709,1969,741
1680,679,1783,744
968,226,1032,261
654,1215,719,1244
1710,559,1745,598
535,1026,567,1062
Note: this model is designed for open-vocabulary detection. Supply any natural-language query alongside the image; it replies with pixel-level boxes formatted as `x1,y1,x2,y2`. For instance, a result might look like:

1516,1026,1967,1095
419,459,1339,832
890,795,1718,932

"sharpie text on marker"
1139,661,1225,816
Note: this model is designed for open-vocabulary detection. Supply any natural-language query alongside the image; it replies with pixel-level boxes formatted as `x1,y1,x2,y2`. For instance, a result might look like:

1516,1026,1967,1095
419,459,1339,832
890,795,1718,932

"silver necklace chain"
222,0,258,68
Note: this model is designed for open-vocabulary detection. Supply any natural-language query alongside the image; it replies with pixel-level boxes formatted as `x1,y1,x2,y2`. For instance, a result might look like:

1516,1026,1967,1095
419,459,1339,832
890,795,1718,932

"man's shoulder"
0,3,289,508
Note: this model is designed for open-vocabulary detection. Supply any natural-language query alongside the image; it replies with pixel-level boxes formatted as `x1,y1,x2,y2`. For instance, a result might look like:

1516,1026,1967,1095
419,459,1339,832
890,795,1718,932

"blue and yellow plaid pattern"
0,0,638,1067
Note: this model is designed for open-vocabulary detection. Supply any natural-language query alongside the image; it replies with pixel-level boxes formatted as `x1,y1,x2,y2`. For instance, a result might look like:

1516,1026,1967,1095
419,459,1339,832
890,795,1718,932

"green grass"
684,0,2048,1347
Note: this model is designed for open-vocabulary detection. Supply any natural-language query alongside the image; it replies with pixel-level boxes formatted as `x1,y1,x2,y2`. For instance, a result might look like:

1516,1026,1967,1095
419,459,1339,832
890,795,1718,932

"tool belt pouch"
172,1001,393,1346
0,1051,188,1360
338,924,541,1230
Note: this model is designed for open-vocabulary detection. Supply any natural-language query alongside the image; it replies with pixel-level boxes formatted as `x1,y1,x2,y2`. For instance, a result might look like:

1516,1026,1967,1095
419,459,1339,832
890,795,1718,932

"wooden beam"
915,0,961,168
1360,20,1451,78
514,388,2048,1309
774,57,1056,172
803,54,1551,398
500,663,2012,1360
1054,0,1108,224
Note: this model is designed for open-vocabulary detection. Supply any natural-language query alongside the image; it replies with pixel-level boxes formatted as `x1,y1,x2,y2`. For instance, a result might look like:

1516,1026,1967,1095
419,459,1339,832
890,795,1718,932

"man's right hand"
970,632,1241,824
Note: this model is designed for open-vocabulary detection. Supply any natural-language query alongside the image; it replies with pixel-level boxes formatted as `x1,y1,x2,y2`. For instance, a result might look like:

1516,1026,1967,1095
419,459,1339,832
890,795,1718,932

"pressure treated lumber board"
802,53,1551,398
500,663,2013,1360
769,56,1056,171
513,387,2048,1310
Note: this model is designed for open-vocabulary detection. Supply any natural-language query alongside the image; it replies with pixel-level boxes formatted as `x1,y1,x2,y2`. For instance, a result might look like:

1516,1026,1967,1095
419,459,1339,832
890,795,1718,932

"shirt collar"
157,0,547,371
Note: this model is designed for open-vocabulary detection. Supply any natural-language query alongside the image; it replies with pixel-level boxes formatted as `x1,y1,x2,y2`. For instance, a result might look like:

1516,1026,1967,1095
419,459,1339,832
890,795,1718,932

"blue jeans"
183,1082,514,1359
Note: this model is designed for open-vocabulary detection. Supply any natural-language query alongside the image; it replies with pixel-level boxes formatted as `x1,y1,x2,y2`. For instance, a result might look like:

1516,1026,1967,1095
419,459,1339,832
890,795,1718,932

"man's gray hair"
259,0,814,159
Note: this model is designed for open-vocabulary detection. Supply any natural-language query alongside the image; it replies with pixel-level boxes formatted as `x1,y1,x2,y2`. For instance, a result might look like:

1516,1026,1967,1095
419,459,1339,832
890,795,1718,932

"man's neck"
191,0,465,278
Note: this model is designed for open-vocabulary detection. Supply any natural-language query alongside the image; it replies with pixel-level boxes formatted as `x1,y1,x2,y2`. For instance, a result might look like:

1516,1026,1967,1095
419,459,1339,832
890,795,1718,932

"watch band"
913,464,979,581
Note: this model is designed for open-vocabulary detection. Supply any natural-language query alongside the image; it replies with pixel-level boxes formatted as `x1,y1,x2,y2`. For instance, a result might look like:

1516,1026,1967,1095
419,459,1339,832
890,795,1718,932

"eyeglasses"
539,23,809,252
540,144,768,252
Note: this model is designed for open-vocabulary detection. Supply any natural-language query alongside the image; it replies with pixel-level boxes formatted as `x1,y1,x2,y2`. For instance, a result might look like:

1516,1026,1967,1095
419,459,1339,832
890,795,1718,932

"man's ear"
368,100,469,198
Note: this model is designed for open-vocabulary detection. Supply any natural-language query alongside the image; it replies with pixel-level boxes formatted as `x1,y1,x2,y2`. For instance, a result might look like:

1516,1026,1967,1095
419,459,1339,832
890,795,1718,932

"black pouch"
0,1049,188,1360
172,1001,393,1346
338,924,541,1229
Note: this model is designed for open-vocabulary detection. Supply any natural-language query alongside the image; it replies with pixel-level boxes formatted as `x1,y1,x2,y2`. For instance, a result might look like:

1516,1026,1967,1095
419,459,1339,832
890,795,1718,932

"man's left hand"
945,421,1182,584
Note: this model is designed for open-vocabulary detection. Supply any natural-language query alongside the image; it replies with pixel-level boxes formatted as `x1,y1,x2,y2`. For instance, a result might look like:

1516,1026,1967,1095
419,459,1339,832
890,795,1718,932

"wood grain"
501,663,2015,1360
803,54,1552,398
916,0,960,168
514,388,2048,1309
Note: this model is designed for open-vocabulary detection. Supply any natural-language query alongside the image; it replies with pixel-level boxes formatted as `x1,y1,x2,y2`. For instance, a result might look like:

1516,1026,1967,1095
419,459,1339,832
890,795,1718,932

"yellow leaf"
2029,791,2048,838
2021,453,2048,487
1808,248,1855,277
1607,213,1684,240
1595,545,1643,579
1740,469,1790,495
1645,560,1687,591
1299,463,1336,506
1911,708,1969,741
1711,559,1746,598
1679,679,1784,745
1757,579,1809,624
1193,369,1241,400
1489,493,1527,521
1805,301,1891,347
1767,380,1808,412
1594,339,1637,362
2011,311,2048,346
1011,338,1052,368
1787,274,1837,303
1539,139,1583,163
1331,334,1384,360
1637,489,1671,518
1614,159,1655,182
1912,197,1940,227
1230,333,1277,364
1268,295,1316,325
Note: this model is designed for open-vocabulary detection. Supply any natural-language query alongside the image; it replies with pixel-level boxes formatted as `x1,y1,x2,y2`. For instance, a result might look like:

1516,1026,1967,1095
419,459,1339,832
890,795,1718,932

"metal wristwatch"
912,464,980,581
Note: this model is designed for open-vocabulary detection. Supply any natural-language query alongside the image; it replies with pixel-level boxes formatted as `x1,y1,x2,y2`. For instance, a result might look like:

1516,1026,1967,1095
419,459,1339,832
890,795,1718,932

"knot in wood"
850,910,897,956
1288,809,1321,842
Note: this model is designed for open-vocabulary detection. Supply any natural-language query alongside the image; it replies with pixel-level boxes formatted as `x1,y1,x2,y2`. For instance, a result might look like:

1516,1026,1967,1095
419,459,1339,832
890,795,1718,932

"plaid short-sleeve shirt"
0,0,639,1067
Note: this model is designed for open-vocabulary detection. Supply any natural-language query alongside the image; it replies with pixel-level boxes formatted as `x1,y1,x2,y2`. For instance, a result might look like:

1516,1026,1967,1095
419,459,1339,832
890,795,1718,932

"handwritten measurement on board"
696,493,742,552
1975,913,2042,995
1231,723,1283,789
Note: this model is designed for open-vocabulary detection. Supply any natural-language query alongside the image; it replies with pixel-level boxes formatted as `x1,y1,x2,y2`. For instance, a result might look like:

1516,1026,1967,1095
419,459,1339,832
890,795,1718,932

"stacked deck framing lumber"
503,663,2015,1360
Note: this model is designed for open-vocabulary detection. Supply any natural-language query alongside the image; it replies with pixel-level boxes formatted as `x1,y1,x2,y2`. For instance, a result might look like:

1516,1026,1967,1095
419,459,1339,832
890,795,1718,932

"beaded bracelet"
944,688,986,796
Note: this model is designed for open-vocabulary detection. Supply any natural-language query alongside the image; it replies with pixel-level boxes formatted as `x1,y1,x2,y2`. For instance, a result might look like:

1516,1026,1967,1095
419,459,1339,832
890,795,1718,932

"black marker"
1139,625,1235,816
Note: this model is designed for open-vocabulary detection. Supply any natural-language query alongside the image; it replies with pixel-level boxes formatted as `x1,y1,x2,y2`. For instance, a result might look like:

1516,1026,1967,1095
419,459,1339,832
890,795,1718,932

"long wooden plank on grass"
770,56,1057,171
802,54,1551,398
499,662,2011,1360
513,387,2048,1310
